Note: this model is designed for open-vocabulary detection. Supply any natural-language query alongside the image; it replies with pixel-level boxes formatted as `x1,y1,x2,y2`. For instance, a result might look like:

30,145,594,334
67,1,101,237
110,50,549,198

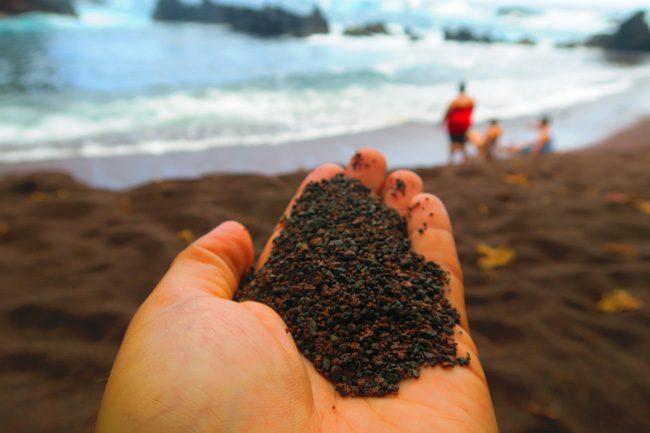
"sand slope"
1,148,649,433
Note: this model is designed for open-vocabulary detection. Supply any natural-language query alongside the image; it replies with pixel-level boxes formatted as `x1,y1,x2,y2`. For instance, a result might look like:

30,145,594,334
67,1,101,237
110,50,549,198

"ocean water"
1,0,649,162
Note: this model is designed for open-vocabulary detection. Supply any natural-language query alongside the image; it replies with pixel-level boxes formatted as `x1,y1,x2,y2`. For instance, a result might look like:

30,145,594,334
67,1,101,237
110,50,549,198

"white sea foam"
512,8,614,34
1,66,646,162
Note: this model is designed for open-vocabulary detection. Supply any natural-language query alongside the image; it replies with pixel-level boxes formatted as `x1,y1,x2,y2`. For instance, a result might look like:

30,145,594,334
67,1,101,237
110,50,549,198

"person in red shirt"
442,82,475,164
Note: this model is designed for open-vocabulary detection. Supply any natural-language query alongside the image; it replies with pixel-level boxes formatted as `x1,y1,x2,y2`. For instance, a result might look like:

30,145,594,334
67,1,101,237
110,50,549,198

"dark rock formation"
556,40,580,49
444,28,500,44
444,28,537,46
343,22,389,37
404,26,421,42
0,0,75,16
586,11,650,52
153,0,329,38
585,34,612,48
517,36,537,46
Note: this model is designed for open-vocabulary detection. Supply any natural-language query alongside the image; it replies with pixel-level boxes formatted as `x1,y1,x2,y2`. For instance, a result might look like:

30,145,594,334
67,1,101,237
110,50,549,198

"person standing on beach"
442,82,475,164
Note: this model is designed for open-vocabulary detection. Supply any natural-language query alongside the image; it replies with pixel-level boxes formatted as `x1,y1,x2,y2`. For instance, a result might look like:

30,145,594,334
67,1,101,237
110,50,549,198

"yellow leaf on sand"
476,243,516,270
605,243,639,257
527,402,559,421
597,289,644,313
502,173,530,186
28,192,47,203
603,191,633,204
116,197,132,215
635,199,650,215
178,229,195,244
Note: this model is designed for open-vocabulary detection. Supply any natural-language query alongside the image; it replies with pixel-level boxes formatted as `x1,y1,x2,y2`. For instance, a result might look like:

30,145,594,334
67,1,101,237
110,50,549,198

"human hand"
95,149,498,433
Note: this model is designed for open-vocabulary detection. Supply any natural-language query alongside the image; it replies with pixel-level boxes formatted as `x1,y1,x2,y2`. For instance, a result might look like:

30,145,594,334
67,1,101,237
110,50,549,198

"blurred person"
506,116,554,156
442,82,475,164
469,119,502,160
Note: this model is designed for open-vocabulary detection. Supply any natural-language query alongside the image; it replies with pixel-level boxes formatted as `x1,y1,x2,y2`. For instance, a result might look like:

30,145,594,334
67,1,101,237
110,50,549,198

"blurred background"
1,0,649,187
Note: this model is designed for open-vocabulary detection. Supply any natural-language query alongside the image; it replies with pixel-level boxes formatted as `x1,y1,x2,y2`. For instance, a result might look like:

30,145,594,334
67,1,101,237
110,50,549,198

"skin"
469,124,502,160
505,122,551,156
442,92,475,164
481,124,502,160
531,123,551,155
95,148,498,433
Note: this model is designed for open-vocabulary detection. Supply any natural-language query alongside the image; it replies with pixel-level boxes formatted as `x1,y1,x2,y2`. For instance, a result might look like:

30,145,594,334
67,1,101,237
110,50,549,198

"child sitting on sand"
506,116,554,156
469,119,502,160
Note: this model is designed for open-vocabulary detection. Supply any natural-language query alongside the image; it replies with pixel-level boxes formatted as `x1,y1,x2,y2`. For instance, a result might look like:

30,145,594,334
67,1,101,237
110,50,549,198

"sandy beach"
1,120,649,432
3,1,650,431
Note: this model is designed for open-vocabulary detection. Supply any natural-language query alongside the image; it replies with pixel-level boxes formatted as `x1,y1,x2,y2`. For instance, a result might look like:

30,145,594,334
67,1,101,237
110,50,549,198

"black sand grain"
235,174,468,397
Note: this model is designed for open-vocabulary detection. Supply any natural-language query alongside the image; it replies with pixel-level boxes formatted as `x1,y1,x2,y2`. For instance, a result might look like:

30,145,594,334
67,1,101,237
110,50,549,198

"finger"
385,177,465,327
383,170,423,214
257,163,344,269
410,228,464,305
406,194,466,328
406,194,460,281
155,221,254,300
445,272,468,331
407,193,453,234
345,148,387,195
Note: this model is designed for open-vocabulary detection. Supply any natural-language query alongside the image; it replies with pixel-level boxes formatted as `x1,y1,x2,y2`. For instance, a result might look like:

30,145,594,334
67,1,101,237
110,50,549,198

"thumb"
155,221,254,301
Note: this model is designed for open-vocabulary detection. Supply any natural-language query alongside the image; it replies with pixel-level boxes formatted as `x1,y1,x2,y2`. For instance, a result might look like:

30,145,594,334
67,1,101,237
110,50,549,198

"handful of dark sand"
236,174,469,397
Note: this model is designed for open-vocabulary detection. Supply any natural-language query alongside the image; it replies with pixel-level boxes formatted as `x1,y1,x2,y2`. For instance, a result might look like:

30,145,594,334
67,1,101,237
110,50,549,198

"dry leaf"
603,191,633,204
527,402,559,421
635,199,650,215
478,203,490,215
178,229,195,244
597,289,644,313
605,243,639,257
28,192,47,203
116,197,132,215
56,189,70,199
476,243,516,270
555,186,568,196
502,173,530,186
0,222,8,238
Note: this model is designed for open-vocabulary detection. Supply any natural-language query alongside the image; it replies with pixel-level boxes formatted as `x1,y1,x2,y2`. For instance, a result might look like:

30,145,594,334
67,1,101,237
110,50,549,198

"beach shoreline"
2,78,650,190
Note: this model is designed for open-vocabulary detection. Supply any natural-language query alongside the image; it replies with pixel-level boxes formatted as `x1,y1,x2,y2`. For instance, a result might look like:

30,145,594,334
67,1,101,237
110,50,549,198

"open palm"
96,149,498,433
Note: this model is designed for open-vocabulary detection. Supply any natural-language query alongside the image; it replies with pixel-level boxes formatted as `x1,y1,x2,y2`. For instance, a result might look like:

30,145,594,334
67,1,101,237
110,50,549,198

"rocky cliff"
586,11,650,52
153,0,328,38
0,0,75,16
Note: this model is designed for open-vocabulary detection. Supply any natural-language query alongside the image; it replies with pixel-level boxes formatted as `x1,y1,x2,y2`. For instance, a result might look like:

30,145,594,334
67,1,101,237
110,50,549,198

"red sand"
1,127,649,432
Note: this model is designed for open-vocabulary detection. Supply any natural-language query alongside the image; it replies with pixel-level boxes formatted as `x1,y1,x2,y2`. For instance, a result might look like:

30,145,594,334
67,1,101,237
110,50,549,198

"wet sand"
1,130,649,432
